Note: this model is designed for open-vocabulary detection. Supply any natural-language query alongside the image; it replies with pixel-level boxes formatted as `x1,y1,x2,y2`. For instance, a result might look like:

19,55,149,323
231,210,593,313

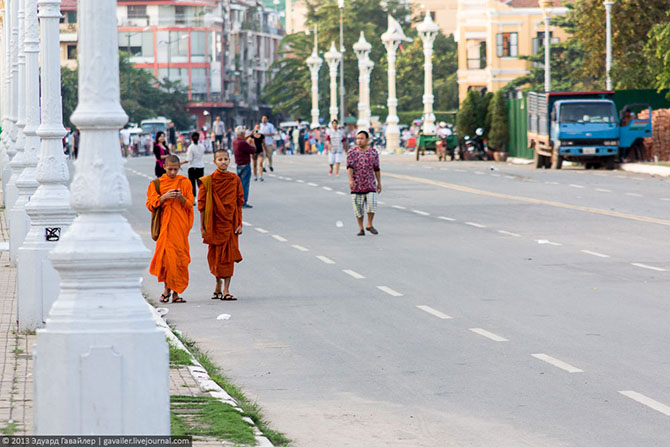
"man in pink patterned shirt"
347,130,382,236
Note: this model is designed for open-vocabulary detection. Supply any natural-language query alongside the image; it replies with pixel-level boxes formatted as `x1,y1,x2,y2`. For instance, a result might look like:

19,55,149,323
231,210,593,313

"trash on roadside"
216,313,231,321
336,220,344,228
156,307,169,316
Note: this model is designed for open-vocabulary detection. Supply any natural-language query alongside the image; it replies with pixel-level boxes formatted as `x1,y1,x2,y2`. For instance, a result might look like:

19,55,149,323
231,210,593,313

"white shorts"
329,151,343,165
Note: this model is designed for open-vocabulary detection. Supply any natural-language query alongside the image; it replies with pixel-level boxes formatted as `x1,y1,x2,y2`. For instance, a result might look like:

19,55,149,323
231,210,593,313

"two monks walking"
146,152,245,303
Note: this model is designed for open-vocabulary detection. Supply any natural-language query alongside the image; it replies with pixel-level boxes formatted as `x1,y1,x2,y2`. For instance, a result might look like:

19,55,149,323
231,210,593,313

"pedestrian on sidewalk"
347,130,382,236
260,116,276,172
198,150,245,301
232,126,257,208
153,131,170,178
146,155,194,303
213,116,225,150
326,119,345,176
180,132,206,200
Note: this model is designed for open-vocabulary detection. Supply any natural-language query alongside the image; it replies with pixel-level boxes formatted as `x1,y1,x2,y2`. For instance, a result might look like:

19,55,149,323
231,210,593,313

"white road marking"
254,228,269,234
616,175,627,179
378,201,386,205
469,328,508,342
536,239,562,246
322,186,333,191
474,171,484,175
377,286,403,297
308,182,319,186
504,175,515,179
296,179,305,183
416,305,452,320
465,222,486,228
336,191,346,196
342,269,365,279
454,169,466,173
491,173,501,177
272,235,287,242
626,192,643,197
593,173,607,177
660,198,670,202
316,255,335,264
285,177,293,181
412,210,430,216
619,391,670,416
581,249,610,258
498,230,521,237
595,188,612,193
242,221,252,227
268,174,276,177
631,263,667,272
392,205,407,210
545,181,559,185
292,244,309,252
531,354,583,373
569,184,585,189
438,216,456,221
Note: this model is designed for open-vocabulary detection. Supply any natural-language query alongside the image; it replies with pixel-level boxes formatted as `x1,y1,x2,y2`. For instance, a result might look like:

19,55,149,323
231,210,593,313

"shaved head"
165,155,180,165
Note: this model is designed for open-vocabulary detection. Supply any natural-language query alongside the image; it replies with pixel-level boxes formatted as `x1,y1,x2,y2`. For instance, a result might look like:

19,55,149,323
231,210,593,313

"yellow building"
59,0,78,70
456,0,574,103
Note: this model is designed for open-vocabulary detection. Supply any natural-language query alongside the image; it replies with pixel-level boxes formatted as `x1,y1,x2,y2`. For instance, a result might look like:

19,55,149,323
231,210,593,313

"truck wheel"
605,156,616,170
551,150,562,169
533,151,543,169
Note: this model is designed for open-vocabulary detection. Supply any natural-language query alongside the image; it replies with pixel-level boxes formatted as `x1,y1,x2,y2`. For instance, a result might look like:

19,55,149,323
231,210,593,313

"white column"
18,0,76,331
382,15,408,154
540,0,553,92
362,59,373,129
418,13,439,135
324,41,341,124
7,0,27,264
3,0,18,208
10,0,39,272
306,28,322,130
0,2,9,176
353,31,372,130
34,0,169,434
604,1,613,90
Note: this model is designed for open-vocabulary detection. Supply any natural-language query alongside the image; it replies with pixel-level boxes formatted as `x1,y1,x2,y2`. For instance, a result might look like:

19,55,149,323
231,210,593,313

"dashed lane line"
416,305,452,320
438,216,456,222
392,205,407,210
336,191,346,196
322,186,333,191
465,222,486,229
569,184,585,189
412,210,430,216
631,263,667,272
342,269,365,279
619,391,670,417
580,249,610,258
383,172,670,227
498,230,521,237
469,328,508,342
296,179,305,183
292,244,309,252
595,188,612,193
307,182,319,187
272,235,288,242
316,255,335,264
377,286,403,297
536,240,562,246
531,354,583,373
242,221,252,227
545,181,559,185
254,228,269,234
285,177,293,181
626,193,643,197
378,201,386,205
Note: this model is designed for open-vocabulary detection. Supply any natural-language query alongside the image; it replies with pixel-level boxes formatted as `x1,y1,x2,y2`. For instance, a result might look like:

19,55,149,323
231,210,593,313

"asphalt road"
123,153,670,446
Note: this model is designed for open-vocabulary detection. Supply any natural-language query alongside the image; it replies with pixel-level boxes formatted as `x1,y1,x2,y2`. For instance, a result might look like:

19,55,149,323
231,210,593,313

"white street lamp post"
11,0,40,275
353,31,373,130
1,1,11,182
306,26,322,130
17,0,76,331
34,0,169,434
417,12,439,135
338,0,345,123
3,0,18,205
604,1,613,90
325,41,341,123
382,14,409,154
540,0,553,92
8,0,28,264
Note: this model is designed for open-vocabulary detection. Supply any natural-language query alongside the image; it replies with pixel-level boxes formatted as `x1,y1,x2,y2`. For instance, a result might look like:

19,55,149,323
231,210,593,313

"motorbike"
463,128,489,161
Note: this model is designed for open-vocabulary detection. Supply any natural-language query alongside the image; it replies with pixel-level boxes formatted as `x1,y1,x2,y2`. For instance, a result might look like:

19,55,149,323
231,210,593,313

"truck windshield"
559,103,616,124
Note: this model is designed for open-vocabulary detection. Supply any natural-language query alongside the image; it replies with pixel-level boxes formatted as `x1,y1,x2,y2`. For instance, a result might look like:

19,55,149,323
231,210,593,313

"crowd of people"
146,119,383,303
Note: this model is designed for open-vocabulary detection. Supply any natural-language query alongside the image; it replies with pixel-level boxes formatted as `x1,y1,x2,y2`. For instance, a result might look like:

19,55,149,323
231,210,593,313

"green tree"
487,90,509,151
456,90,482,138
62,52,193,130
263,0,412,120
646,15,670,95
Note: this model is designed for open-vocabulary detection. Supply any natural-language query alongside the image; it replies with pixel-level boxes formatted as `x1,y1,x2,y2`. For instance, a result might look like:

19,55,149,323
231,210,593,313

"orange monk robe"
197,170,244,277
146,174,194,293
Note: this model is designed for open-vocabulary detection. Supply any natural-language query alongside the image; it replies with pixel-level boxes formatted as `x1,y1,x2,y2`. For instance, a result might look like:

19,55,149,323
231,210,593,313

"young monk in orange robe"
198,150,244,300
146,155,194,303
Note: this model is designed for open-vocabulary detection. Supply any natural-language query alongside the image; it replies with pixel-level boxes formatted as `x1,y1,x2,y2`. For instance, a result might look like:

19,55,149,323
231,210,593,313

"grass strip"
172,329,291,446
168,339,193,367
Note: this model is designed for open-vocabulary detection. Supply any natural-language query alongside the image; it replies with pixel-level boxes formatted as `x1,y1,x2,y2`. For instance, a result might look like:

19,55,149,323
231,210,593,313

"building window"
497,32,518,57
466,40,486,69
175,5,186,25
67,45,77,60
191,68,208,94
66,11,77,24
119,31,154,58
127,5,147,19
169,31,189,57
191,31,206,57
532,31,554,54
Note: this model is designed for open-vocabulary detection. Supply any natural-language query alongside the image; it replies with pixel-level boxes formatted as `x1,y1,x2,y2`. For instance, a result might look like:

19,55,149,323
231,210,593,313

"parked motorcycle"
463,128,489,160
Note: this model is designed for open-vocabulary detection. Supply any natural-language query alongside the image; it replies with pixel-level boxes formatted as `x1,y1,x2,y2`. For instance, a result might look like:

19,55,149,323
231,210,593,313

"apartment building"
59,0,78,70
456,0,574,103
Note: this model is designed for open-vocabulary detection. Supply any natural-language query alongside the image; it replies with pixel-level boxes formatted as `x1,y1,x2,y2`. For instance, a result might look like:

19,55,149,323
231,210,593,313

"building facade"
456,0,573,103
59,0,78,70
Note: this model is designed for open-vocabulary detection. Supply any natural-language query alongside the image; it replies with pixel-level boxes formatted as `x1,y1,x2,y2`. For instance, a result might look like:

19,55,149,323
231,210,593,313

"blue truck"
528,91,652,169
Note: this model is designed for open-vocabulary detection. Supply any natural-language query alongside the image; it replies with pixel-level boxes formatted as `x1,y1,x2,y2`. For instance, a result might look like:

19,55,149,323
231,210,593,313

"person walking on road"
250,124,265,182
198,150,245,301
326,119,345,176
232,126,257,208
181,132,206,200
347,130,382,236
146,155,195,303
167,121,177,152
260,116,276,172
213,116,225,150
120,125,132,158
153,131,170,178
